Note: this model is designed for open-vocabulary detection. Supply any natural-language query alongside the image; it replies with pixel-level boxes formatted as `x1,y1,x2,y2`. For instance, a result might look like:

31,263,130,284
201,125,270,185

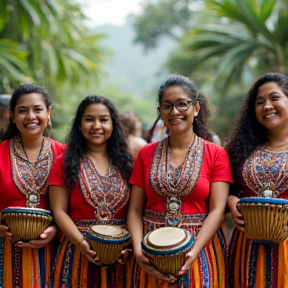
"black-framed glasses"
158,99,193,114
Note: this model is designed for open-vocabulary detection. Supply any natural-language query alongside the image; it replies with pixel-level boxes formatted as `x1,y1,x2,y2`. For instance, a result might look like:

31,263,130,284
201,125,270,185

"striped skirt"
50,219,134,288
228,229,288,288
131,211,227,288
0,236,53,288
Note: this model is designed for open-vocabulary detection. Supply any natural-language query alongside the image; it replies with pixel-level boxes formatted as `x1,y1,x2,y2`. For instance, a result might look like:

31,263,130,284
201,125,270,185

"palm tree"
0,0,107,93
169,0,288,86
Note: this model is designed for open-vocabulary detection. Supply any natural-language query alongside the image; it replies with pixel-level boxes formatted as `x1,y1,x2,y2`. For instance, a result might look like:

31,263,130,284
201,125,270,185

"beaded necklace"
149,136,203,226
10,136,53,207
242,147,288,198
79,154,129,221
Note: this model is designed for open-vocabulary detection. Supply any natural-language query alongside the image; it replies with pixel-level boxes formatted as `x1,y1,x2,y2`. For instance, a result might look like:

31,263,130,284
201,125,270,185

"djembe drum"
237,197,288,243
85,225,131,265
1,207,53,241
142,227,194,276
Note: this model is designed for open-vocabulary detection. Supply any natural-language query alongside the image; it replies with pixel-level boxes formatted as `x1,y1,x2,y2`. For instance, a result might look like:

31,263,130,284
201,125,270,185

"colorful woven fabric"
228,229,288,288
0,138,65,288
51,233,134,288
228,148,288,288
131,212,227,288
0,237,53,288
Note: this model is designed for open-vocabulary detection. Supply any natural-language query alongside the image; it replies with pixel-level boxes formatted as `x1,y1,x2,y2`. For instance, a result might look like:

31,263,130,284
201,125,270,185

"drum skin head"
141,227,195,275
90,225,127,238
147,227,186,248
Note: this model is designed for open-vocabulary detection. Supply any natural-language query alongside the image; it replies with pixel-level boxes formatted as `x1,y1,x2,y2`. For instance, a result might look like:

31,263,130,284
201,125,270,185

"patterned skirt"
50,220,134,288
0,236,53,288
131,210,227,288
228,229,288,288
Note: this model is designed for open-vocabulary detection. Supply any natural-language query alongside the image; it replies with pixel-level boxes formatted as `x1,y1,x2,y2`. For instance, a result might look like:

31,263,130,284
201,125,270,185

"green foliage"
0,39,31,92
131,0,195,49
170,0,288,86
0,0,107,93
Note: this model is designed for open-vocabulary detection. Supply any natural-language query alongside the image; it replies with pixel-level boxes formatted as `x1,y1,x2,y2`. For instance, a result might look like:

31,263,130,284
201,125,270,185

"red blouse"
48,155,128,221
0,138,65,210
129,140,233,214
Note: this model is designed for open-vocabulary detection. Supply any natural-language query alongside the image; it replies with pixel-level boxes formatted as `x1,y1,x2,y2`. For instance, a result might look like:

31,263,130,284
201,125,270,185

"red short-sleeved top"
129,139,233,214
48,155,128,221
0,138,65,210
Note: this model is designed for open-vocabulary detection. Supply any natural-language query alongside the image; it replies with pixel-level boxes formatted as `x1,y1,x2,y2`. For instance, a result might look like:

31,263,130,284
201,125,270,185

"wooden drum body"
237,197,288,243
141,227,194,276
1,207,53,241
85,225,131,265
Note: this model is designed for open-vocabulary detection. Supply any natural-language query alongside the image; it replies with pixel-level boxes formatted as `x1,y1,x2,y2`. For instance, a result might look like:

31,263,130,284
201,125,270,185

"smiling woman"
226,72,288,288
48,95,134,288
127,75,233,288
0,83,65,288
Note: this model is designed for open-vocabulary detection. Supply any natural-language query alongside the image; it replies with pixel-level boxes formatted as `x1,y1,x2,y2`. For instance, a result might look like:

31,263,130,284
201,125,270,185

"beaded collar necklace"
242,147,288,198
10,136,53,207
79,154,129,221
149,136,203,226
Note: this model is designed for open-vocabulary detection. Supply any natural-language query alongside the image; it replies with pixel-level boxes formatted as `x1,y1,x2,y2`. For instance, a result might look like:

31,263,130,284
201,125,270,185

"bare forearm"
191,209,224,256
126,208,143,256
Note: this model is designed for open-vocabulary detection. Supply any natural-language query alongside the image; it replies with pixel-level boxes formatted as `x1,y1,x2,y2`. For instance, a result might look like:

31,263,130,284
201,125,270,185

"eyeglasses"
158,99,193,114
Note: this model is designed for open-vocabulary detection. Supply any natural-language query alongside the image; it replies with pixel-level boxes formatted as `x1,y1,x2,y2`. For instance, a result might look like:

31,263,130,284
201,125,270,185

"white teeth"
170,119,182,123
264,114,276,119
26,123,38,128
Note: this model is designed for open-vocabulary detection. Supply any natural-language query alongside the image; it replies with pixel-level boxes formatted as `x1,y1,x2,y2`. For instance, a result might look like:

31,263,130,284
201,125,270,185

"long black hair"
64,95,133,191
157,74,211,140
225,72,288,181
3,83,51,140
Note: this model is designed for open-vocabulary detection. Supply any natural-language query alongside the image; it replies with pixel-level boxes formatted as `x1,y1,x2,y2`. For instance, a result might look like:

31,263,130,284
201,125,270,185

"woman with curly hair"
48,96,133,288
226,72,288,287
0,83,65,288
127,75,233,288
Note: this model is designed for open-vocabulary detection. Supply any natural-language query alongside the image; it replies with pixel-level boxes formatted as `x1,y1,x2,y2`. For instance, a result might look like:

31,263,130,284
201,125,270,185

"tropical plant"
169,0,288,87
0,0,107,93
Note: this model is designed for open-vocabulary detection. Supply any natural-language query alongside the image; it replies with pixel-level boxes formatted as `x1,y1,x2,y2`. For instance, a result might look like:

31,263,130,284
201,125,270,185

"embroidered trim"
10,136,53,207
79,155,129,221
149,136,204,226
143,210,207,227
242,148,288,197
149,136,204,197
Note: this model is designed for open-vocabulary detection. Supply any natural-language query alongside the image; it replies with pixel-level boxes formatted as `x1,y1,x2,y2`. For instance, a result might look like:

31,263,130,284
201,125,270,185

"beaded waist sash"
143,209,207,227
74,218,126,231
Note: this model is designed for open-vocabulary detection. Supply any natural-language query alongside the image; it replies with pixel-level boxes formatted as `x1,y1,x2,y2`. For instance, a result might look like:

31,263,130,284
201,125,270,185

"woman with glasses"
127,75,233,288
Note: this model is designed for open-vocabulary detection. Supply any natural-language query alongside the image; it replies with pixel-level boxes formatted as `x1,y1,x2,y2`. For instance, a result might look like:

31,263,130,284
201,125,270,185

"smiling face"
80,103,113,150
12,93,51,140
255,82,288,133
159,86,200,136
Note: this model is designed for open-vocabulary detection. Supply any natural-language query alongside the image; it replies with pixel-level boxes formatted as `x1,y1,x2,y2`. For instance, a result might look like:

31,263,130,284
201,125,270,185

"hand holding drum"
0,207,53,242
84,225,131,265
141,227,195,276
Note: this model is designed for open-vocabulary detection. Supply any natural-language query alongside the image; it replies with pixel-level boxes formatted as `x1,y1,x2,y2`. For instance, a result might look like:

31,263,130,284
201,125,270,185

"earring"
47,118,52,129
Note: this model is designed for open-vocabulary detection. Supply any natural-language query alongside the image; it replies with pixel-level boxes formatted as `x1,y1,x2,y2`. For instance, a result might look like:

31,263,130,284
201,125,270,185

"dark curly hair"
64,95,133,191
157,74,211,140
225,72,288,182
3,83,51,140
